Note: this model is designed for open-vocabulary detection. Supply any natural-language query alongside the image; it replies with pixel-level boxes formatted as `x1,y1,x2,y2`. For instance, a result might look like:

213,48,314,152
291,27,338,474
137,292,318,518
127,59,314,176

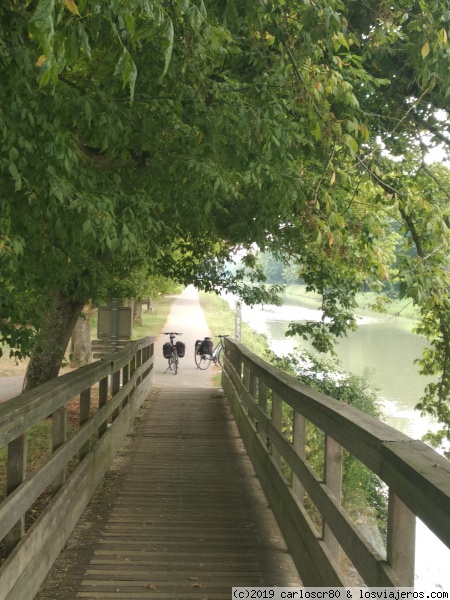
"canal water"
226,292,450,589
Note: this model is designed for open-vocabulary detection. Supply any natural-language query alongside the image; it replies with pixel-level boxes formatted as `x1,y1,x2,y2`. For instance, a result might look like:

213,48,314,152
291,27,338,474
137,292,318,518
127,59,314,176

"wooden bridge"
0,290,450,599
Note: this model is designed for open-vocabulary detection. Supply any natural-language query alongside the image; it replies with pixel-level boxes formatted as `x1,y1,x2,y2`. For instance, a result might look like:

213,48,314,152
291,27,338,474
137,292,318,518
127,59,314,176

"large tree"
1,0,450,449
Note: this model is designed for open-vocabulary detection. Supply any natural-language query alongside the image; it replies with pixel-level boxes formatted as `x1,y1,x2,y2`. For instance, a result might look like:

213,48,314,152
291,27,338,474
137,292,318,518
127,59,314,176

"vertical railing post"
292,411,306,504
111,368,121,421
249,371,257,428
141,345,148,379
258,380,269,448
323,434,342,560
79,388,91,460
272,392,283,466
99,376,108,437
136,348,142,385
5,434,27,554
249,372,257,400
122,362,130,407
52,405,66,493
130,354,136,389
259,381,268,414
387,491,416,586
243,363,250,392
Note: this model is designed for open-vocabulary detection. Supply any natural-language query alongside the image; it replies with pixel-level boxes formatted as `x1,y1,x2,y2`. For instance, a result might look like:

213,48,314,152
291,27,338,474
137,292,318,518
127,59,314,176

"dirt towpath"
152,285,217,388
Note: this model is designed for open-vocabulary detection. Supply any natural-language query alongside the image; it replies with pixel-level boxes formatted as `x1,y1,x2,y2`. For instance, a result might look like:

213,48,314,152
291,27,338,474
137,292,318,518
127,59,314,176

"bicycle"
194,335,229,370
163,332,183,375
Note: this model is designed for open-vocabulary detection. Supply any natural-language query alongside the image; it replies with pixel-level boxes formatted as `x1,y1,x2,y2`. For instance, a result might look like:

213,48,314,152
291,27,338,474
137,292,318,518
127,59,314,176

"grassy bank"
198,291,274,360
283,284,419,320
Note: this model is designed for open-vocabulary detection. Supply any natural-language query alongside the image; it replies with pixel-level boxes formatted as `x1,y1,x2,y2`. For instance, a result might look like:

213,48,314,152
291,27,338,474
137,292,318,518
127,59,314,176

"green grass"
89,294,178,342
198,291,274,364
131,295,178,338
198,291,269,387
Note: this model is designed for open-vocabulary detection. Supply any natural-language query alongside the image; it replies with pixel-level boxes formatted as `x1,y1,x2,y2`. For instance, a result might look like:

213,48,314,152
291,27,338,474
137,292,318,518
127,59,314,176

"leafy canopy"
1,0,450,446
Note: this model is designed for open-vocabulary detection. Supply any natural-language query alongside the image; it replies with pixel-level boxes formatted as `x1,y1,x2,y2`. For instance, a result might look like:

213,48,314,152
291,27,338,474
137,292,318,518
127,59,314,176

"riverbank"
283,284,420,320
198,291,274,361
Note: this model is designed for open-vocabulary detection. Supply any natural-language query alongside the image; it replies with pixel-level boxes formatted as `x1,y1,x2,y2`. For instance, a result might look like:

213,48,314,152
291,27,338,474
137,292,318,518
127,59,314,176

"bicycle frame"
195,335,229,370
164,332,182,375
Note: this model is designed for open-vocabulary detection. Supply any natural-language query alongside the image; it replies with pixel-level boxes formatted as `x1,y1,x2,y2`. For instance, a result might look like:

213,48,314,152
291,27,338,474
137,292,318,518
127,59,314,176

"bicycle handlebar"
164,332,182,336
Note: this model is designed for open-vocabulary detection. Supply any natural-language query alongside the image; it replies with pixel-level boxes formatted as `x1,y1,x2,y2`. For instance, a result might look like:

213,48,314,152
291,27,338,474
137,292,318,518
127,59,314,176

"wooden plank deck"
35,385,301,599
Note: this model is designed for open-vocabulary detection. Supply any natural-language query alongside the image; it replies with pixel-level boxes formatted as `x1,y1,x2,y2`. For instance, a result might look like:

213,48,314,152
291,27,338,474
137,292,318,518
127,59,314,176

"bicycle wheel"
171,352,178,375
195,352,210,370
217,347,224,368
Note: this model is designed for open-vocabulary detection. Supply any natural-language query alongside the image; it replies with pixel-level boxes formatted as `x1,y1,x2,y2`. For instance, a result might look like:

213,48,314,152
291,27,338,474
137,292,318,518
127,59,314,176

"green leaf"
77,22,91,56
29,0,55,57
114,47,137,103
159,19,174,80
342,133,358,157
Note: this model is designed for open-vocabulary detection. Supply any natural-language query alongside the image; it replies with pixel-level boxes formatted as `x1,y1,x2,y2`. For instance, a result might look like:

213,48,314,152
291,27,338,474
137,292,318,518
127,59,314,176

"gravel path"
0,286,216,402
152,286,218,389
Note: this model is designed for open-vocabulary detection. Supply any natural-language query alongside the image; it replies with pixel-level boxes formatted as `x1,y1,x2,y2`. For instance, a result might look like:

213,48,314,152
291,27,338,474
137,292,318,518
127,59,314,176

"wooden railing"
221,338,450,587
0,337,154,600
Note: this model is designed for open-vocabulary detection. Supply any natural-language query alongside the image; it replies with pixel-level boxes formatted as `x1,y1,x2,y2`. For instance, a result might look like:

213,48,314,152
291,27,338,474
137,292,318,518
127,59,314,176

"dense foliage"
1,0,450,445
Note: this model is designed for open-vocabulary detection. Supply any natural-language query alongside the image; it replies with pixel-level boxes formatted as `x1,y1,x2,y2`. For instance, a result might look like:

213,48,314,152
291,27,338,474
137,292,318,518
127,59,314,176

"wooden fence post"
99,376,108,436
292,411,306,504
387,491,416,586
323,434,342,561
122,363,130,408
52,406,66,493
5,434,27,554
272,393,283,467
79,388,91,461
111,370,121,421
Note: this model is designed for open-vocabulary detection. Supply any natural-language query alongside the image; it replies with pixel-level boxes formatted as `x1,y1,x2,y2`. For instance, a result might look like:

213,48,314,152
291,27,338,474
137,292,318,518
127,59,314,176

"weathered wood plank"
0,339,154,600
222,338,450,587
0,338,153,447
34,386,301,600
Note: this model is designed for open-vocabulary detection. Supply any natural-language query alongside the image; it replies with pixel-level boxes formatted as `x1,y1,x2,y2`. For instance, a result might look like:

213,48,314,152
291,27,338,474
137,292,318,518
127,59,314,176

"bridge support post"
272,393,283,466
323,435,342,561
122,363,130,408
5,433,27,554
79,388,91,461
387,491,416,586
52,405,67,492
136,349,142,385
99,376,108,437
111,370,121,421
292,412,306,504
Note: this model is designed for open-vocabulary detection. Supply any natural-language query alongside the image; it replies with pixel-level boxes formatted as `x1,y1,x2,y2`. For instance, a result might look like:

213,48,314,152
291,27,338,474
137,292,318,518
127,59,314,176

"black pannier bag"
162,342,172,359
176,341,185,358
195,339,203,355
199,338,213,355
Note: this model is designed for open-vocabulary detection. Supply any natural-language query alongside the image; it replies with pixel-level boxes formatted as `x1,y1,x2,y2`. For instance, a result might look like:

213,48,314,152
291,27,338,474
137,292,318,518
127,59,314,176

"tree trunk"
23,293,84,391
133,301,143,326
70,304,92,368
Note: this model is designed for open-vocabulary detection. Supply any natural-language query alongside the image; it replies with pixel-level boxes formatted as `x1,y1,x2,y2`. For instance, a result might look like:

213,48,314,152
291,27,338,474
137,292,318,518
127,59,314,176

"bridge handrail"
0,337,152,446
0,336,154,600
221,337,450,588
